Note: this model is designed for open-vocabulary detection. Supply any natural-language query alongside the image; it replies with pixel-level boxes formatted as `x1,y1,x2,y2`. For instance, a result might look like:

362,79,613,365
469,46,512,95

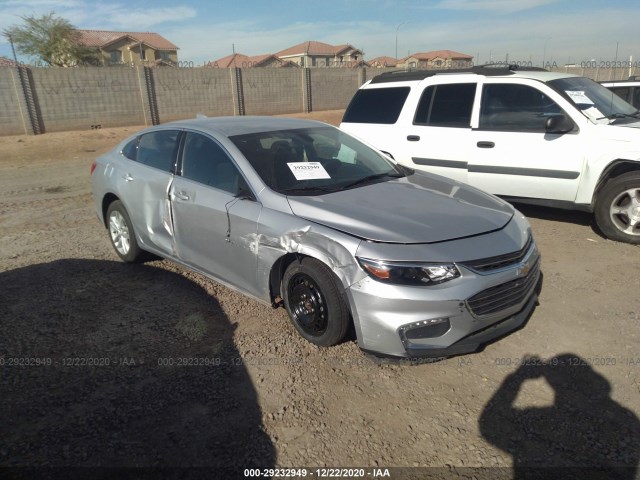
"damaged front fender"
249,209,366,303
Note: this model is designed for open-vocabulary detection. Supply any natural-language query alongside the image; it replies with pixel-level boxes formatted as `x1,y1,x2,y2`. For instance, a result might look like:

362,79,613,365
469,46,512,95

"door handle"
477,141,495,149
173,191,190,201
122,173,134,182
407,135,420,142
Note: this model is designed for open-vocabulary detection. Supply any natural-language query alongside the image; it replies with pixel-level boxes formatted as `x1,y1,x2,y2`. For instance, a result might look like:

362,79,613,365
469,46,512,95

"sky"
0,0,638,67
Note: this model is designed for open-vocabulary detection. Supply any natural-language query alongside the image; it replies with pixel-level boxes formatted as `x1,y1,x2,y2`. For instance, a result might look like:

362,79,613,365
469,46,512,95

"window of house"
181,132,242,194
110,50,122,64
140,48,146,60
342,87,411,124
136,130,180,172
414,83,476,127
479,83,564,131
159,51,170,61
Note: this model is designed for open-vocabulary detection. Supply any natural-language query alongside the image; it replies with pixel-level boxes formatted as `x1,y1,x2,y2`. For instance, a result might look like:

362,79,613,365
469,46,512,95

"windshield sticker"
566,90,594,105
287,162,331,180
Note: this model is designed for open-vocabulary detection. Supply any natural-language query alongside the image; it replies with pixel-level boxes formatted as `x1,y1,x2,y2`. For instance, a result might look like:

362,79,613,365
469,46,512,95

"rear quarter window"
342,87,410,124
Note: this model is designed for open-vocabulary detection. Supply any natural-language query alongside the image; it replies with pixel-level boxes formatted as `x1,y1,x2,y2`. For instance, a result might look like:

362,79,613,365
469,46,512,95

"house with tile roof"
205,53,295,68
75,30,178,66
367,56,399,68
275,41,363,67
0,56,19,67
397,50,473,69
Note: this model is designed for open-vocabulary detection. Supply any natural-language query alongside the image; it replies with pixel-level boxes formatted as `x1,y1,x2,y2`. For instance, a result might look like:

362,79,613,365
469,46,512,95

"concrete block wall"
1,65,638,136
154,68,234,123
241,69,303,115
309,68,361,111
0,68,30,135
549,66,640,82
30,67,146,132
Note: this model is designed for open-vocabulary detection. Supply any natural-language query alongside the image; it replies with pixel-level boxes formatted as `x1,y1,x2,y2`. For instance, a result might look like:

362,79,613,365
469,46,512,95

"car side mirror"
545,114,574,134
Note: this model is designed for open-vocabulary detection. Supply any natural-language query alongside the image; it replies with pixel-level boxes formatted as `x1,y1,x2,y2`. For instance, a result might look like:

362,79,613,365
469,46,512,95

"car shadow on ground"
0,259,275,472
479,353,640,480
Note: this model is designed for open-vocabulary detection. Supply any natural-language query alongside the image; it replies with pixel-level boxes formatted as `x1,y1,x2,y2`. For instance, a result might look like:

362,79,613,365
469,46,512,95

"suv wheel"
595,172,640,243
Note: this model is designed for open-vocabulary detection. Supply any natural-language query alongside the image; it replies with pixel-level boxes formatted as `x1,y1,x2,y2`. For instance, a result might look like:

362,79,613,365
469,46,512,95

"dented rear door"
115,129,180,256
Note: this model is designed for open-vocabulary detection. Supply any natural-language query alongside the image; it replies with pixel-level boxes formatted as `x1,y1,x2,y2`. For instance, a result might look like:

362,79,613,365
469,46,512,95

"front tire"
595,172,640,244
282,258,350,347
106,200,146,262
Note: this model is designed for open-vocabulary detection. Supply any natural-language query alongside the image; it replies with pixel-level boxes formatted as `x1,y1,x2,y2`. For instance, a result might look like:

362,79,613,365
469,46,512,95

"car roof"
162,116,330,137
368,66,579,85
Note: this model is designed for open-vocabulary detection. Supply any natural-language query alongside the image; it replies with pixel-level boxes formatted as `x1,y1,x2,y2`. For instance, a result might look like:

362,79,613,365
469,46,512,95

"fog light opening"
399,317,451,345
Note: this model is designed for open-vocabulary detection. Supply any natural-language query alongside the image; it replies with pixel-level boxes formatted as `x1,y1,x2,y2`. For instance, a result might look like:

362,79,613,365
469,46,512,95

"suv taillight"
90,161,97,175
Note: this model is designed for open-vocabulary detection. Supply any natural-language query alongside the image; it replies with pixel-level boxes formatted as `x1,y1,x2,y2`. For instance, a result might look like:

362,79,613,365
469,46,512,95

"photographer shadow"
479,354,640,480
0,259,275,471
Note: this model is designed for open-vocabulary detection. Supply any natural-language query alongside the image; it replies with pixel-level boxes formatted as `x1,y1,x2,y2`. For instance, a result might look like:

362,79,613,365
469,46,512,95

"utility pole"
9,35,19,65
395,22,406,60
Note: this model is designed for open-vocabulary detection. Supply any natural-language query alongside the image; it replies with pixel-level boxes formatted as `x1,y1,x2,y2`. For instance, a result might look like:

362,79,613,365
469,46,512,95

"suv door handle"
407,135,420,141
122,173,134,182
477,141,495,149
173,191,190,201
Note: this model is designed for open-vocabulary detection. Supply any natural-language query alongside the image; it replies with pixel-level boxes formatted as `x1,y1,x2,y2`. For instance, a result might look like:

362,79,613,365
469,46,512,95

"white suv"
341,66,640,243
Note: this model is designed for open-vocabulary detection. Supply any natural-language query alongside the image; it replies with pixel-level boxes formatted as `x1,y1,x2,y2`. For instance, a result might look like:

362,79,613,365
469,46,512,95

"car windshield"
229,126,404,195
548,76,639,124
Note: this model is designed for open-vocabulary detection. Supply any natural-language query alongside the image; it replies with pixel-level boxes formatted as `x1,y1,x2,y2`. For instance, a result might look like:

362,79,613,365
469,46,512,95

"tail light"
90,161,97,175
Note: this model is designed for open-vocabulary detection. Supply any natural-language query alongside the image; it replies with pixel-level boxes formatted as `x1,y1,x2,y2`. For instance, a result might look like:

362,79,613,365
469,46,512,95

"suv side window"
414,83,476,127
342,87,411,124
136,130,180,172
608,87,631,103
181,132,242,194
480,84,563,132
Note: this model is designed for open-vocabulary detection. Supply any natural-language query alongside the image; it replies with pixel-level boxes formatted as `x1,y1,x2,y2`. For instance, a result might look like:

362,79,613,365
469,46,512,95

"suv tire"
594,172,640,244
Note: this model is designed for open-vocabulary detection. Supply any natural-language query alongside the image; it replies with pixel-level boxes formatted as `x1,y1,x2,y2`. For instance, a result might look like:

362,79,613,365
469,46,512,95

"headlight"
356,257,461,285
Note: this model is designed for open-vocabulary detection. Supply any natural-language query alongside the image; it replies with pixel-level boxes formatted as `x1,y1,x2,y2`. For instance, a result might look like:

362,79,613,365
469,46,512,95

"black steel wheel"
282,258,350,346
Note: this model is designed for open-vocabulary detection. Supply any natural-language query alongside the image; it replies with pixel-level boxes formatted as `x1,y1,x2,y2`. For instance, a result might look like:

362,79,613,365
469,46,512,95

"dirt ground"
1,110,639,479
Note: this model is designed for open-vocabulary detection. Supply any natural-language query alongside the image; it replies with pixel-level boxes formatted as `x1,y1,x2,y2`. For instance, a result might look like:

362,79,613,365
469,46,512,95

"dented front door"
170,131,263,298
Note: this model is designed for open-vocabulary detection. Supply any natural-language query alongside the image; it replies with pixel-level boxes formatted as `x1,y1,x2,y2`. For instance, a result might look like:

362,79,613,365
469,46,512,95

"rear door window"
413,83,476,127
136,130,180,172
342,87,411,124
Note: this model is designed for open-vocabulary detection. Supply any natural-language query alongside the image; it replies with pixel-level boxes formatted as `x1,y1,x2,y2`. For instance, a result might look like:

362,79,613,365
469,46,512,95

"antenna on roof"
232,43,235,54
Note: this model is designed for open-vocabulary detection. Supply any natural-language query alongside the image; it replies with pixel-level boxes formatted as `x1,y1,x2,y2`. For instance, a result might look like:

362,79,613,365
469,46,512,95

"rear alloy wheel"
595,172,640,244
106,200,145,262
282,258,350,347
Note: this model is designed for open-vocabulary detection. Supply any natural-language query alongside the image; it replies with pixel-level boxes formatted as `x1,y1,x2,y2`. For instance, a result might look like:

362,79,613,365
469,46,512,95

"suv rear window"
342,87,410,124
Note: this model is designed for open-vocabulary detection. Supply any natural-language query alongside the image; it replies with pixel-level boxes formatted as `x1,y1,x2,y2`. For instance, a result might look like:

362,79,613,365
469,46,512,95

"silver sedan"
91,116,540,358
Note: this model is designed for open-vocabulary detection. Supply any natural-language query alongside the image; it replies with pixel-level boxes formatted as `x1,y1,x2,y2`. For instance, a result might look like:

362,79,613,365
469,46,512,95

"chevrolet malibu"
91,117,540,358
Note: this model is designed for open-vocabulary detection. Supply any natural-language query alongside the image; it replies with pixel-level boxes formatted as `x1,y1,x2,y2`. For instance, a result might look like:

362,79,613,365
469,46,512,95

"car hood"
286,172,514,243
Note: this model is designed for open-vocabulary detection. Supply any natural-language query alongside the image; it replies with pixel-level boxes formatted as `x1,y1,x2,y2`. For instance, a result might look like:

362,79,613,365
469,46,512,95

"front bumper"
346,234,541,358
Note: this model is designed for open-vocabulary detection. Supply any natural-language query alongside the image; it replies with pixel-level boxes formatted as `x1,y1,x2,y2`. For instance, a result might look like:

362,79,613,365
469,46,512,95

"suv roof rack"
369,65,548,84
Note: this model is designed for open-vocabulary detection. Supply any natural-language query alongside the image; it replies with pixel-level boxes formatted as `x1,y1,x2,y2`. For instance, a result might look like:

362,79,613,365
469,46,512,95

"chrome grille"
460,236,533,273
467,258,540,317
